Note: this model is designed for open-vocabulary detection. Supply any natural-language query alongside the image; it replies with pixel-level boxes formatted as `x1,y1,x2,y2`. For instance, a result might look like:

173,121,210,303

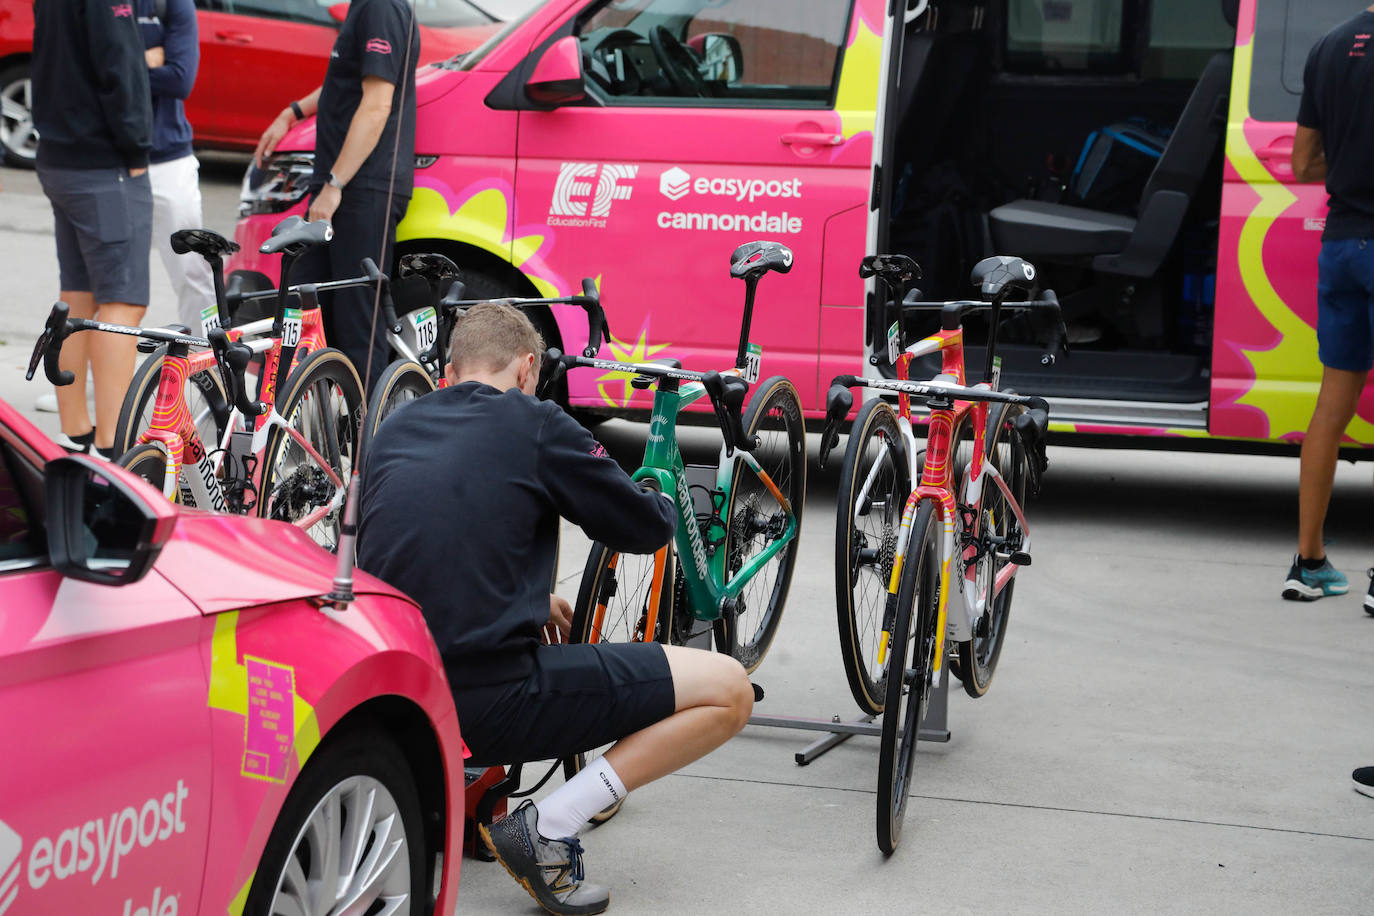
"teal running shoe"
1281,556,1349,601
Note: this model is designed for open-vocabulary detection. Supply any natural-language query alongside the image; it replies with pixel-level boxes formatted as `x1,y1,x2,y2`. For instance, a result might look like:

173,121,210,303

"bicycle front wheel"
565,535,675,824
113,345,229,459
117,441,176,501
717,375,806,673
951,398,1030,698
836,397,910,715
877,499,940,855
360,359,436,465
259,348,363,551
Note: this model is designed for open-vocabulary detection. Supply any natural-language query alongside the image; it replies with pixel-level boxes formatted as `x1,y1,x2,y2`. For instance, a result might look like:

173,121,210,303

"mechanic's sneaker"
479,800,610,916
1281,556,1349,601
1353,767,1374,798
1365,570,1374,616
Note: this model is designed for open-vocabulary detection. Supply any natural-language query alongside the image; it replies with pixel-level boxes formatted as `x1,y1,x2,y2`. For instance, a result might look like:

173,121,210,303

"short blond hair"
448,302,545,376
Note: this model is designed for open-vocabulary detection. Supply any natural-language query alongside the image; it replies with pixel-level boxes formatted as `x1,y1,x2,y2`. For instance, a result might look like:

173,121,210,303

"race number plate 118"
411,307,438,352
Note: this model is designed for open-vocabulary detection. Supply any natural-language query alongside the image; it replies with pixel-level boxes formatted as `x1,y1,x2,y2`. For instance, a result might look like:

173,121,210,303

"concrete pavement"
1,159,1372,914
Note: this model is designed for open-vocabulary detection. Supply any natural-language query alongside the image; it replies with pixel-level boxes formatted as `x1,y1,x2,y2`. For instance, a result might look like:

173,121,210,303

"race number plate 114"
743,343,762,384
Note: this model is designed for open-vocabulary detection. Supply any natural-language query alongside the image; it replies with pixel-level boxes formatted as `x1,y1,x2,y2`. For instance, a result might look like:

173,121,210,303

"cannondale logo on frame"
547,163,638,228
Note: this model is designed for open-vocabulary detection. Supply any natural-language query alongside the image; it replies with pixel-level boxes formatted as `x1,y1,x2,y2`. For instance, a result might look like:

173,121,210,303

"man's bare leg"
602,645,752,790
55,290,95,440
88,302,147,452
1298,365,1368,559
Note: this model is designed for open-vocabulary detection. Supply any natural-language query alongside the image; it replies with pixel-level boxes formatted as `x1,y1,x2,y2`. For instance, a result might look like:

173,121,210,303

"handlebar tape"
32,303,75,386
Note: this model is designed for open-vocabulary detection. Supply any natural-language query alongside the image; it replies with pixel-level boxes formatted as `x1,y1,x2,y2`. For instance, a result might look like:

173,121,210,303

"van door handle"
1256,137,1294,161
781,132,843,147
215,30,255,44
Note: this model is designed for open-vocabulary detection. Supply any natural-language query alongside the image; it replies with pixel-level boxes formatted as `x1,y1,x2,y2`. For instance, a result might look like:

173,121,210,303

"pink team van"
233,0,1374,449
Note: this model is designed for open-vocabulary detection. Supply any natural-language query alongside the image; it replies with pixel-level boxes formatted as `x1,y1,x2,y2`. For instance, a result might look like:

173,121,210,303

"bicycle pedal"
1010,551,1032,566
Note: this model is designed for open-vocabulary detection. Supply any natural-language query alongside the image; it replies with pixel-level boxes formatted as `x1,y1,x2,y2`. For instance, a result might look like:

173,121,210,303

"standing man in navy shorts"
32,0,153,458
1283,4,1374,613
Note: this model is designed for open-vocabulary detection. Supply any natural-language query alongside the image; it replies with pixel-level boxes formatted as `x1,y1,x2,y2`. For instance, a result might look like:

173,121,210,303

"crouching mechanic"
358,303,754,915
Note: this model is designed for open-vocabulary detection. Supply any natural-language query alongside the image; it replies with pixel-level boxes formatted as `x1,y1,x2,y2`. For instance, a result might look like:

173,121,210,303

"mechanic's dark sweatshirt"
138,0,199,164
358,382,678,688
33,0,152,170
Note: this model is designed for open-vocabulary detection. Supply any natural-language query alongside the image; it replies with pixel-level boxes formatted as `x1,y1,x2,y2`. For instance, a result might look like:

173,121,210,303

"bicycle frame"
630,375,800,629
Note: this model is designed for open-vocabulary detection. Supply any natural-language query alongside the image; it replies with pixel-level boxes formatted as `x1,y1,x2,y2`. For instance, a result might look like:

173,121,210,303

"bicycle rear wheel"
116,441,176,500
716,375,806,673
835,397,910,715
360,359,435,466
877,499,940,855
259,348,363,551
565,534,674,824
950,399,1030,698
112,346,229,459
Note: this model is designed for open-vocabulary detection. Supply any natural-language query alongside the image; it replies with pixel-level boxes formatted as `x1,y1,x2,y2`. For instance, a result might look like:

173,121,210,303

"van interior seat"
986,49,1233,278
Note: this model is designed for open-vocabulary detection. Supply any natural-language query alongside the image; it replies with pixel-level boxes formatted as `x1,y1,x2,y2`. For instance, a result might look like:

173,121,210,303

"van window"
1143,0,1234,80
1005,0,1128,73
1250,0,1361,122
577,0,854,106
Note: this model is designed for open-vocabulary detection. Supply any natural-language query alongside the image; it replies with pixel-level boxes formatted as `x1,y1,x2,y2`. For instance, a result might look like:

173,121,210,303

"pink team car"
0,397,465,914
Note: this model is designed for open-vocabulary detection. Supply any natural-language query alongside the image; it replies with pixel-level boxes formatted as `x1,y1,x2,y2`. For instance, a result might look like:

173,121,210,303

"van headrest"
1221,0,1238,29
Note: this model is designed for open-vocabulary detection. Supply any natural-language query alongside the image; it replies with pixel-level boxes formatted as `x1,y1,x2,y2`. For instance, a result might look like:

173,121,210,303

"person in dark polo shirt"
252,0,419,386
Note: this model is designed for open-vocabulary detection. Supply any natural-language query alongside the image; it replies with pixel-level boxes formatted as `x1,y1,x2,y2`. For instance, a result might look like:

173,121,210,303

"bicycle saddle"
729,240,793,280
971,255,1038,300
399,252,461,283
259,215,334,256
859,253,922,284
170,228,240,259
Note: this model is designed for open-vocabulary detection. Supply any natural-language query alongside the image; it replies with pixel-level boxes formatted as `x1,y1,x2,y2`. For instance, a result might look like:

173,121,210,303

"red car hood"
154,511,417,616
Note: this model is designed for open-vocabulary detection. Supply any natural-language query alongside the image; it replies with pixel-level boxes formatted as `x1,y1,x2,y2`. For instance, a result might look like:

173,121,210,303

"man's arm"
537,410,678,555
146,0,199,101
254,86,322,168
1292,126,1328,183
85,0,152,171
307,75,394,222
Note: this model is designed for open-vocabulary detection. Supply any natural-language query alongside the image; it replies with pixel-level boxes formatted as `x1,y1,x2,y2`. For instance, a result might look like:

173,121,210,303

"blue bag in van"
1069,120,1171,215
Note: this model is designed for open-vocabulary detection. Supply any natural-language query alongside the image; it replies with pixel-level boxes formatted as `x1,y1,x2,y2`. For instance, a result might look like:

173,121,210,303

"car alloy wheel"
0,70,38,166
267,774,413,916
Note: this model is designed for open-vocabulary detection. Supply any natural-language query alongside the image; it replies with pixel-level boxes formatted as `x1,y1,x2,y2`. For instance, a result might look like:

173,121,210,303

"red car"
0,0,502,166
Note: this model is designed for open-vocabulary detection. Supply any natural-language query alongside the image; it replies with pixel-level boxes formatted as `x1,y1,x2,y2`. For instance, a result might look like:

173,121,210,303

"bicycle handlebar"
547,350,758,454
441,278,610,359
897,288,1069,367
27,303,217,387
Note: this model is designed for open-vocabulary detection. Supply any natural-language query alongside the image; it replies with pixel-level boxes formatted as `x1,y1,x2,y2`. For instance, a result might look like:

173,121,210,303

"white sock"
534,757,628,840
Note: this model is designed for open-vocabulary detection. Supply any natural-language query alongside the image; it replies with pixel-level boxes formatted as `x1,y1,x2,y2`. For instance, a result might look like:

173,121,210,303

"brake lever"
28,303,75,386
818,420,840,470
702,372,757,457
537,347,568,401
209,329,266,418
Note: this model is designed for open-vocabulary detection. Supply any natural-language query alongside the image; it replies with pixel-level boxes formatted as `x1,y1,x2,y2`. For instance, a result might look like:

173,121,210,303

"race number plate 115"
743,343,762,384
281,308,303,349
411,306,438,352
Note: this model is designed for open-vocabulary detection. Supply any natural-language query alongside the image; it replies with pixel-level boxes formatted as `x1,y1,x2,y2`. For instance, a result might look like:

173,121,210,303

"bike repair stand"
745,676,951,766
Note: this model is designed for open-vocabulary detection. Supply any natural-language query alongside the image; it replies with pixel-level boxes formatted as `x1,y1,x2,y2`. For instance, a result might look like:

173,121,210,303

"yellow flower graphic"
597,323,672,408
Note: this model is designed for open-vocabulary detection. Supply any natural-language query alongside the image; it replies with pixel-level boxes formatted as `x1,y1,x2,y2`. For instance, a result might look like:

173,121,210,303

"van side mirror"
45,455,178,586
689,33,742,83
526,36,586,108
328,3,348,24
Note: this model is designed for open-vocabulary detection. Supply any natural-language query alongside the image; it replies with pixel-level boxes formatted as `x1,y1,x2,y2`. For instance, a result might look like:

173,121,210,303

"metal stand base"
746,673,951,766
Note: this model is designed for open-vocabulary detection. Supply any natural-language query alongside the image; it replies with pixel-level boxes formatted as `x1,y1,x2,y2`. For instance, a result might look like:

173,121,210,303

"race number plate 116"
887,321,901,365
281,308,303,348
743,343,762,384
411,306,438,352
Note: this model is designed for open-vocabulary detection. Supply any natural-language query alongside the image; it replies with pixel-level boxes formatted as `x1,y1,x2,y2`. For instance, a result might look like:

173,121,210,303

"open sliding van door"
1212,0,1374,446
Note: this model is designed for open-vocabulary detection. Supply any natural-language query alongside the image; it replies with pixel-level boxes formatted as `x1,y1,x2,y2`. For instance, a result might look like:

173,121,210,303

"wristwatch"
327,171,346,191
289,100,305,121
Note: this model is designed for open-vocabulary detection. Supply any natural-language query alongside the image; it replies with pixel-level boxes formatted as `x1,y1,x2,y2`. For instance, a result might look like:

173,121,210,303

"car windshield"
414,0,498,28
451,0,541,70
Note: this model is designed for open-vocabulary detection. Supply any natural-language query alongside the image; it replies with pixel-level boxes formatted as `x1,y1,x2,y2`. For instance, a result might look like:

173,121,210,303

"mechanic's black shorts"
451,642,675,768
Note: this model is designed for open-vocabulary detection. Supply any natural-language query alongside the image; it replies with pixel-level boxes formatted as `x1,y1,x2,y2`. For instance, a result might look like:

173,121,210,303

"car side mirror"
689,33,742,83
526,36,586,107
328,3,348,24
45,455,177,586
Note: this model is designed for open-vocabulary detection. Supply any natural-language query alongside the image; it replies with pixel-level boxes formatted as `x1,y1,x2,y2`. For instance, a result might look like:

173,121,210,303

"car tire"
0,64,38,168
244,729,429,916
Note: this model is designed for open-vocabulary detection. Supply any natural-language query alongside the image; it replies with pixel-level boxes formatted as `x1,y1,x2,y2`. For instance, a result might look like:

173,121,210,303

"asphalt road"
1,157,1372,914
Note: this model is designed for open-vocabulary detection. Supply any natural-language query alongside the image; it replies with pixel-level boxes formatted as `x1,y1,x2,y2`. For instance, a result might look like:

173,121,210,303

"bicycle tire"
877,499,940,855
360,359,436,466
835,397,911,716
116,440,175,500
565,527,674,824
112,345,229,459
950,398,1030,698
716,375,806,673
258,348,363,552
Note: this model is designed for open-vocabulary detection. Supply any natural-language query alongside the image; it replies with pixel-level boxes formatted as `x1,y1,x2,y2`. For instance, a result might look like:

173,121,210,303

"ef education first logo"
547,163,638,228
